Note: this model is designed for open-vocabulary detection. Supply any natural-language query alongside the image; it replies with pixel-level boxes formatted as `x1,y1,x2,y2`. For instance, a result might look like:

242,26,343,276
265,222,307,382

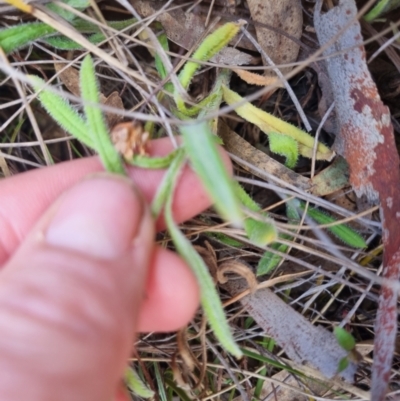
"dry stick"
0,156,10,177
239,26,312,132
0,151,43,168
190,321,250,401
0,137,74,148
368,27,400,64
338,258,383,327
87,0,128,64
0,50,52,166
310,102,335,179
204,0,216,28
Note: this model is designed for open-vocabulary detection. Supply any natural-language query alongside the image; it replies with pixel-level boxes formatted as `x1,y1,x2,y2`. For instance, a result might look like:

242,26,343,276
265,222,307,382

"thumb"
0,175,155,401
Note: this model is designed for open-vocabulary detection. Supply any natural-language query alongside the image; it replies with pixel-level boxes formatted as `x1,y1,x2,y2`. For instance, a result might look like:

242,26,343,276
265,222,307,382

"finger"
0,137,232,264
137,246,199,332
0,176,155,401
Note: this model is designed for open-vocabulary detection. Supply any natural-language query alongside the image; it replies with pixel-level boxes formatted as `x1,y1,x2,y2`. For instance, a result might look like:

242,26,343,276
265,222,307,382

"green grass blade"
180,121,242,225
80,55,125,174
165,193,243,358
29,76,94,148
0,22,55,53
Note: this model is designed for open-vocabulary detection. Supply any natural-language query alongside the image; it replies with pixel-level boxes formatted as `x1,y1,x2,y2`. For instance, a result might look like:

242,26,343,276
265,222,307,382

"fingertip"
137,247,200,332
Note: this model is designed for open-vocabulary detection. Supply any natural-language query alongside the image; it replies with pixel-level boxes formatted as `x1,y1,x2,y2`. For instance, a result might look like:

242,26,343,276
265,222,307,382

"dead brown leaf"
246,0,303,75
131,0,255,66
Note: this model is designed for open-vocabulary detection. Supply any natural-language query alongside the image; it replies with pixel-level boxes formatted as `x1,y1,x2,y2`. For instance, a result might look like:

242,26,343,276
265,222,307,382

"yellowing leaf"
222,85,335,161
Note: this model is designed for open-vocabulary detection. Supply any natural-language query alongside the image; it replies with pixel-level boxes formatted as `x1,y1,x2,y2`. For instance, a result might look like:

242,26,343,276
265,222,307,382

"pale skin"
0,137,232,401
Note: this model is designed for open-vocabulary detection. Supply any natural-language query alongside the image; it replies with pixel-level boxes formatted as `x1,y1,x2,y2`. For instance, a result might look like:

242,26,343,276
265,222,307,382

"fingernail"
46,175,145,259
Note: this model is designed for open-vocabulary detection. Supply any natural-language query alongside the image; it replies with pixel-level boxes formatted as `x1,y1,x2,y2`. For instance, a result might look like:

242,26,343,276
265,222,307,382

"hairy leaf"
29,76,93,148
180,121,242,226
0,22,55,53
268,131,298,168
80,55,125,174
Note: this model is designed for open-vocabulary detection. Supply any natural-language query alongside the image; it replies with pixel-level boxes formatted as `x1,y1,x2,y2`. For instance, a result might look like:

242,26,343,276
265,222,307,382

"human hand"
0,137,231,401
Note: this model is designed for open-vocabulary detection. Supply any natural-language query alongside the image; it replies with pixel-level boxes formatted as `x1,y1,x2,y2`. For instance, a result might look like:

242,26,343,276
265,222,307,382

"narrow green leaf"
180,121,243,225
164,156,242,358
0,23,55,53
174,21,243,112
205,232,244,247
125,366,154,399
178,21,243,89
72,17,137,33
233,181,261,212
334,327,356,352
42,18,137,50
29,76,94,148
166,207,243,358
298,202,367,249
42,32,104,50
80,55,125,174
